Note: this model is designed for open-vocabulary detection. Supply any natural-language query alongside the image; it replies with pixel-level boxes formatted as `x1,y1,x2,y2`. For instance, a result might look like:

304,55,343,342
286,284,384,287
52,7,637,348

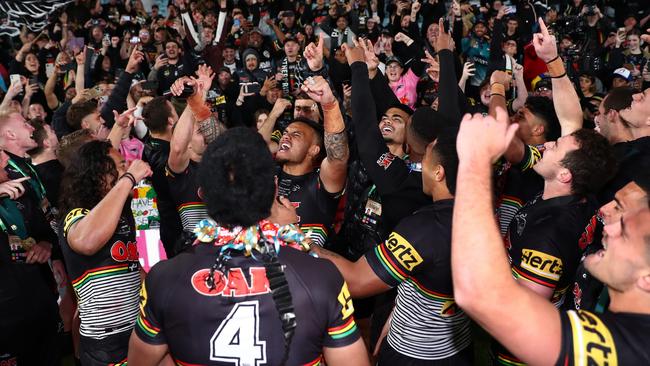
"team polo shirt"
135,244,360,365
277,169,341,247
166,160,208,233
59,207,141,339
556,310,650,365
365,200,472,360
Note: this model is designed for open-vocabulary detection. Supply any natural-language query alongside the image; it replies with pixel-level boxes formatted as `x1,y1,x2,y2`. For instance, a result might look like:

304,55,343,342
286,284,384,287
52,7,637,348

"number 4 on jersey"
210,301,267,366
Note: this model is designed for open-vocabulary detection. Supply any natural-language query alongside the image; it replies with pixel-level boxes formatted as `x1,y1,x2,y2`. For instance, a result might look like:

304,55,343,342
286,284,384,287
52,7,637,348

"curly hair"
59,140,118,216
197,127,276,228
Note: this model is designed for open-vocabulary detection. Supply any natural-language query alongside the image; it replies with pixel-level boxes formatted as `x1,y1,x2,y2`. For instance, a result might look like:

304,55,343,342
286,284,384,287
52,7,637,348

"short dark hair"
142,96,173,134
603,87,634,113
66,100,97,130
561,129,617,196
27,117,47,156
287,117,325,166
197,127,276,228
432,142,459,195
57,129,94,169
165,39,181,48
525,96,561,141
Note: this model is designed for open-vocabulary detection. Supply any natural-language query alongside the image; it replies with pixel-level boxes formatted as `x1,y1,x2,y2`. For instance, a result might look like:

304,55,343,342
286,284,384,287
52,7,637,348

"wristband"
321,100,339,111
546,57,566,78
545,55,560,64
187,94,212,121
490,93,506,98
120,172,137,188
490,83,506,96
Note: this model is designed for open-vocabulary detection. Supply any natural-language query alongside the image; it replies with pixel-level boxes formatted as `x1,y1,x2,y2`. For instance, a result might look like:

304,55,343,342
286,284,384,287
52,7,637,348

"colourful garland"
193,218,315,257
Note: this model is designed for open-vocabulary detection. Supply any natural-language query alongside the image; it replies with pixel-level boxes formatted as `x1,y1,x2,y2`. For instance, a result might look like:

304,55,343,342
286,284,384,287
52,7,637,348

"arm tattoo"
324,130,349,162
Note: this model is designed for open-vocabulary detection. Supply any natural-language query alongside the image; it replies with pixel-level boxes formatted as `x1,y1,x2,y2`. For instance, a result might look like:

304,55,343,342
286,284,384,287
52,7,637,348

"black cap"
283,10,295,17
385,56,403,67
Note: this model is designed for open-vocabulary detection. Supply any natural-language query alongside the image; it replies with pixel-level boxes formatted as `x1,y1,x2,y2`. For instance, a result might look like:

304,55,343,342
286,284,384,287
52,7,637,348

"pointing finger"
538,17,549,36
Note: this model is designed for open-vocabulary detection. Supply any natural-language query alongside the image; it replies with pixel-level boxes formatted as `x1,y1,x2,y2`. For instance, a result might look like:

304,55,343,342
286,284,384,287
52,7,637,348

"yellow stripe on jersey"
567,310,618,366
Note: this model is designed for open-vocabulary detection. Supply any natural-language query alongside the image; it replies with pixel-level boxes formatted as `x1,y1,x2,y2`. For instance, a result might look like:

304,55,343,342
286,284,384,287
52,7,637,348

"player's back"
136,243,360,365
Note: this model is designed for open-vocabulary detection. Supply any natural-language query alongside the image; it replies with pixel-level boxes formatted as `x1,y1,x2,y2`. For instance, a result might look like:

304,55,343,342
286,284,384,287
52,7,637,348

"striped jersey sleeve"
135,274,166,344
511,237,563,291
515,144,542,172
63,208,90,237
323,280,360,348
364,231,425,288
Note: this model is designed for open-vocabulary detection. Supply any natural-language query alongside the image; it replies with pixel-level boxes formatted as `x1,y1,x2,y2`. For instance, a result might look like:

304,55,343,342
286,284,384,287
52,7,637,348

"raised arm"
346,42,410,195
107,107,137,150
100,48,143,128
66,160,152,256
436,18,462,124
453,110,561,366
74,47,86,93
168,81,197,173
302,76,349,194
489,70,526,164
44,64,61,110
534,19,582,136
168,66,215,173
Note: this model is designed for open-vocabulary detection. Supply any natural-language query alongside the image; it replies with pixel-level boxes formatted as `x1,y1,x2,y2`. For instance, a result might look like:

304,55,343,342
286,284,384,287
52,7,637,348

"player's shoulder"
280,247,344,291
394,202,453,241
281,248,342,278
146,246,204,286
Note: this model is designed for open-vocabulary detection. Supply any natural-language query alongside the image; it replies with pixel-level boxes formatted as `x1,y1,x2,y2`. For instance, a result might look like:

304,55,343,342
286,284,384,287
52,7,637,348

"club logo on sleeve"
521,249,563,281
337,282,354,320
385,232,423,271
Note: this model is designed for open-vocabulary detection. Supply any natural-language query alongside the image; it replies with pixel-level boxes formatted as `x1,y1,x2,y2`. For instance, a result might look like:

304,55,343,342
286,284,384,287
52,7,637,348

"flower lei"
193,218,314,257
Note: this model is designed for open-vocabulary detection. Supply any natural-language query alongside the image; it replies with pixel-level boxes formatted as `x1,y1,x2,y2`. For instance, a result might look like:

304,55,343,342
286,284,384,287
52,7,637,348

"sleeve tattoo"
324,130,349,162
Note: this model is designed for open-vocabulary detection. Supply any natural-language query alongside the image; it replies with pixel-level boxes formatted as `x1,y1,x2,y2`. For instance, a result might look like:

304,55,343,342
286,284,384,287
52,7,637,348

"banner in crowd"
0,0,74,37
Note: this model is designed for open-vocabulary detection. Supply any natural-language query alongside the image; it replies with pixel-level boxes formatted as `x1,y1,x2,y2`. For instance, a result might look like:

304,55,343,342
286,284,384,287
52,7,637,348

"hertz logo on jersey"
520,249,563,281
568,310,618,365
385,232,423,271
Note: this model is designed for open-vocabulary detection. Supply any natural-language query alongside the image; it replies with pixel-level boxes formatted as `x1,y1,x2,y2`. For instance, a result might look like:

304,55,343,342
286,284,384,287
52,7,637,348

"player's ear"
197,187,204,200
435,164,445,183
637,273,650,293
557,167,572,185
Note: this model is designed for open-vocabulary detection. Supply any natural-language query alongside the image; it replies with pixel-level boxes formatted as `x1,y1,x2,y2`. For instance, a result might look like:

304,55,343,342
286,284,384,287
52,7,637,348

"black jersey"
495,144,544,236
497,194,595,365
563,213,605,312
59,206,141,341
556,310,650,365
277,169,341,247
33,159,63,209
142,136,183,255
598,137,650,205
365,200,472,360
135,244,360,365
166,161,208,233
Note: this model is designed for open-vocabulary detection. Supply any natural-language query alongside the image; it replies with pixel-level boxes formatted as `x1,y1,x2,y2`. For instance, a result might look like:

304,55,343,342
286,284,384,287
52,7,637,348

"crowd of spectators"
1,0,649,365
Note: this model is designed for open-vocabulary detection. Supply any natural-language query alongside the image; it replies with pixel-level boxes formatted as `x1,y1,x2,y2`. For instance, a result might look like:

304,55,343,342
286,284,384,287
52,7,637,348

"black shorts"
378,338,473,366
79,330,130,366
